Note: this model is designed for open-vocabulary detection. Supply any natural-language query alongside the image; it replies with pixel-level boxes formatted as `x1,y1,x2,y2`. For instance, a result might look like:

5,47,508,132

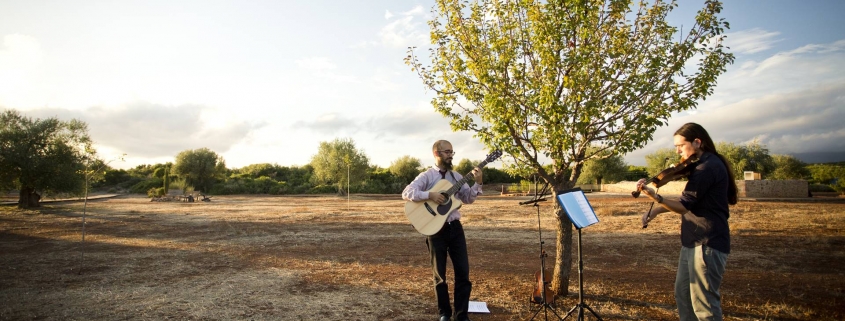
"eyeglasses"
437,150,455,156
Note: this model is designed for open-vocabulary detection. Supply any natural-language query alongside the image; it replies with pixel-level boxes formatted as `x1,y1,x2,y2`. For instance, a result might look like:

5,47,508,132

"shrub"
308,185,337,194
147,187,165,198
268,181,289,195
809,184,836,193
291,184,312,194
351,179,388,194
169,177,194,194
248,176,277,194
131,178,164,194
211,181,246,195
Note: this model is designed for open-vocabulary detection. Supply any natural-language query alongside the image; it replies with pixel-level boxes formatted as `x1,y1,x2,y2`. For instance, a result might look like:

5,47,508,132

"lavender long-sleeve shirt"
402,166,483,223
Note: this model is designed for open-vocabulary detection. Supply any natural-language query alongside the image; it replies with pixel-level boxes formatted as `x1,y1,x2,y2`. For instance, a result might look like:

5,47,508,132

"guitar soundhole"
436,194,452,215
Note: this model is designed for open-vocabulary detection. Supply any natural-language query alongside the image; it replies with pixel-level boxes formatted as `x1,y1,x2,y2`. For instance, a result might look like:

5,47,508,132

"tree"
454,158,477,178
309,138,370,194
624,165,649,182
172,148,227,193
0,110,93,208
808,164,845,191
236,163,281,179
577,154,628,185
717,141,775,179
771,154,810,180
152,163,173,191
645,147,680,177
484,167,522,184
389,155,424,184
407,0,733,295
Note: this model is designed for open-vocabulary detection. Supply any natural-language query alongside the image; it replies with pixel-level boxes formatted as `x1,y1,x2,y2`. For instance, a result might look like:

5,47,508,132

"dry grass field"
1,193,843,320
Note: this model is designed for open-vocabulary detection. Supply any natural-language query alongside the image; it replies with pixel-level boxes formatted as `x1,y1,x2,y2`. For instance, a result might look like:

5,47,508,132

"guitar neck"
444,159,490,196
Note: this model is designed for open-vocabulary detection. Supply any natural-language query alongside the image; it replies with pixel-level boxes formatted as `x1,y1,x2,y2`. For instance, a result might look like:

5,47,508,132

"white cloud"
292,113,359,135
402,5,425,16
379,15,428,48
694,82,845,153
366,108,450,139
725,28,781,55
350,40,379,49
0,34,43,67
367,67,404,92
294,57,359,84
0,34,46,109
295,57,337,70
751,40,845,77
377,5,430,48
384,10,394,20
15,102,259,160
628,39,845,165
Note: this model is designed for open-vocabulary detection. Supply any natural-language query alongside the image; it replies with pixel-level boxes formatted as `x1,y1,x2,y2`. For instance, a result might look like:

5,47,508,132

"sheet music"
555,188,599,229
468,301,490,313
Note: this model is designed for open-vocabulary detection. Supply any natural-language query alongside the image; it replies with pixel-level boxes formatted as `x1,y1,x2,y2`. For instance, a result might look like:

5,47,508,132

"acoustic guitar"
404,150,502,235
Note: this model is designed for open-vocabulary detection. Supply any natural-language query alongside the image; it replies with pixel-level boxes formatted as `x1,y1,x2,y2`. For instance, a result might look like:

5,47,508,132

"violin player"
635,122,738,321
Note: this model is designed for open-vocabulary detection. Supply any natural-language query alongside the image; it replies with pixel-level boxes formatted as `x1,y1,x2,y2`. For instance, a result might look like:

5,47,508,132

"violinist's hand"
642,210,653,228
636,179,656,198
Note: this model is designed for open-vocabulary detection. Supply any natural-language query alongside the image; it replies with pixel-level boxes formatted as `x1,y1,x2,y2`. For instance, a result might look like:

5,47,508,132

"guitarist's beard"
437,158,453,171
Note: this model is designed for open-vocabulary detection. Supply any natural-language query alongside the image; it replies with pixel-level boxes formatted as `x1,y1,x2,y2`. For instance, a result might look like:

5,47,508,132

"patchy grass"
1,194,843,320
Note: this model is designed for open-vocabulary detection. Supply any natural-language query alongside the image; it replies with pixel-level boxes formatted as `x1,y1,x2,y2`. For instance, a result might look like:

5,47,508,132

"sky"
1,0,844,171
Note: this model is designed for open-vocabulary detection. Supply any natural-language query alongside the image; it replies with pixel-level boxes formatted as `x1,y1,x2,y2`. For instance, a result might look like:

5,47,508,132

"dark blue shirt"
678,152,731,254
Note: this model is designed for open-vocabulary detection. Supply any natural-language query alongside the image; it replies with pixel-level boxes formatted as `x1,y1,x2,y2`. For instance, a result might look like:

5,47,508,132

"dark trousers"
426,220,472,320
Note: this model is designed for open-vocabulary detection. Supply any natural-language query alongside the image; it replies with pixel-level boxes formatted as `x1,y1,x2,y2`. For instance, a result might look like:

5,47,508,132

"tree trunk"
551,208,573,297
18,186,41,209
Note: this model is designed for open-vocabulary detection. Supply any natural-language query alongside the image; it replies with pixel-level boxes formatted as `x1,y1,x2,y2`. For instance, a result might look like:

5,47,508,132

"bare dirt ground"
1,193,843,320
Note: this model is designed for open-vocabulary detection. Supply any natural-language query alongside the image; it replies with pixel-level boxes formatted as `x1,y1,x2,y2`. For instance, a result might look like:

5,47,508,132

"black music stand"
520,178,564,321
556,188,603,321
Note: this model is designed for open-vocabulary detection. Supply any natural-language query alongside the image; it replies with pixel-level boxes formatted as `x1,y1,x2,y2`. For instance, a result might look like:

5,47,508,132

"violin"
633,156,698,229
531,269,554,304
631,156,698,198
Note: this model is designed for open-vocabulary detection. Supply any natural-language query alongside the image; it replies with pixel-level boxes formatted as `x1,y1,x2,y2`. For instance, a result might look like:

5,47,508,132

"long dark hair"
674,123,738,205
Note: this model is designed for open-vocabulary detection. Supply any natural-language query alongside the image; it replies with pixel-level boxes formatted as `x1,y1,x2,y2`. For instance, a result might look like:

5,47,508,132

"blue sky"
1,0,843,170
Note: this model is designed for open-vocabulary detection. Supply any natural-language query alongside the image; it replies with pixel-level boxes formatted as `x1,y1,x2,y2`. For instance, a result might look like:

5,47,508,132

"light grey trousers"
675,245,728,321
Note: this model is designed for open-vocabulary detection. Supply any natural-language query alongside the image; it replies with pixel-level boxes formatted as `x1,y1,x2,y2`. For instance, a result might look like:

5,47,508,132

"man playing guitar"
402,140,483,321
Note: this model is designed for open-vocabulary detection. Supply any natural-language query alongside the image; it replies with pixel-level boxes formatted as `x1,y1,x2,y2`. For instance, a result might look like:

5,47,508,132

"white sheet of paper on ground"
468,301,490,313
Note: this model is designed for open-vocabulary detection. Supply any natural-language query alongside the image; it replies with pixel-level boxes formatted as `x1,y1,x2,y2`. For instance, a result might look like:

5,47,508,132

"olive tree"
0,110,93,208
770,154,810,180
454,159,477,178
717,141,775,179
310,138,370,194
172,148,227,193
406,0,733,295
577,154,628,185
644,147,680,177
389,155,424,184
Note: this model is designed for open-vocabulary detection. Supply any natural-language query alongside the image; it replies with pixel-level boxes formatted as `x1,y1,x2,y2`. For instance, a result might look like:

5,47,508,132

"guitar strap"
439,170,458,183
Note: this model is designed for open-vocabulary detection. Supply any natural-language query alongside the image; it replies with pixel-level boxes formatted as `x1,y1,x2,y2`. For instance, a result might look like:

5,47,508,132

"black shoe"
439,316,451,321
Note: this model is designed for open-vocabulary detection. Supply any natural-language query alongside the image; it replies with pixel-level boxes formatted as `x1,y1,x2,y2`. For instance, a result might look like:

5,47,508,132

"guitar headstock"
485,150,503,163
459,150,503,181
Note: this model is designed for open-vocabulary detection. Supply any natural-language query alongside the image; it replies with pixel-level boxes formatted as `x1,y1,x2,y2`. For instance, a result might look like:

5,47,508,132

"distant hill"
789,151,845,164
